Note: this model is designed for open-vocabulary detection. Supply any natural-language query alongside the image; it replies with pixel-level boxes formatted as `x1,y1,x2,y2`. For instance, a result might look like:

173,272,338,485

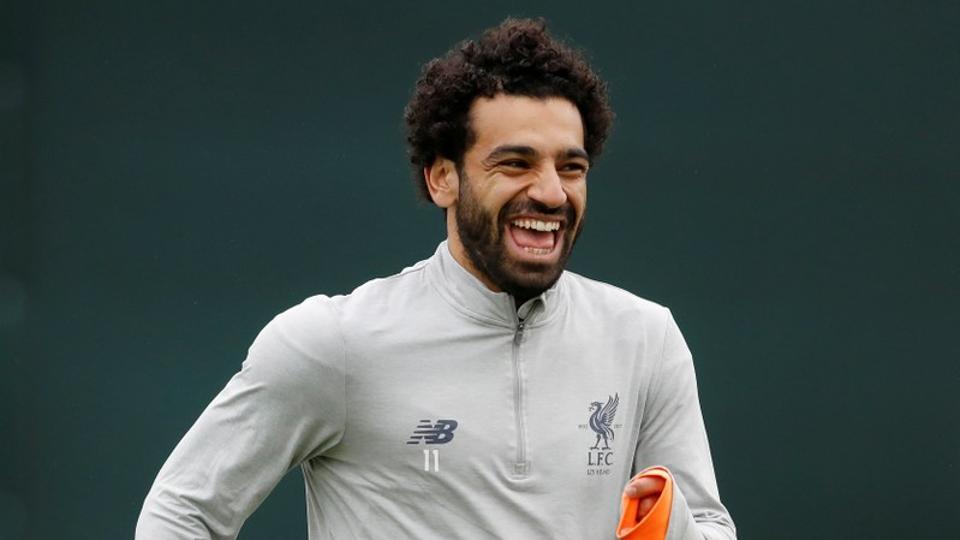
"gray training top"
137,242,736,540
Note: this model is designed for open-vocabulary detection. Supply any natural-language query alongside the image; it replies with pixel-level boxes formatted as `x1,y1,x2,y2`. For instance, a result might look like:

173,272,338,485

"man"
137,18,736,540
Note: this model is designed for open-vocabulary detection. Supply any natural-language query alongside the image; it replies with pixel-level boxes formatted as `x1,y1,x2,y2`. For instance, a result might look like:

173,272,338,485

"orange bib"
616,466,674,540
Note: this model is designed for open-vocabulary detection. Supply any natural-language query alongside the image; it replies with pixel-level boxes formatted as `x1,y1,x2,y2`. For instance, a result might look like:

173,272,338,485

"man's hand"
623,475,667,521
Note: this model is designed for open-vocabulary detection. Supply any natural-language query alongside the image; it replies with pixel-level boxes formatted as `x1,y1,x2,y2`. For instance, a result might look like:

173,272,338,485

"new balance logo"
406,419,459,444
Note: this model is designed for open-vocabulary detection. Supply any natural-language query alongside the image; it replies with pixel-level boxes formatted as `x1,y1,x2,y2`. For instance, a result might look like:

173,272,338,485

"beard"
455,171,584,304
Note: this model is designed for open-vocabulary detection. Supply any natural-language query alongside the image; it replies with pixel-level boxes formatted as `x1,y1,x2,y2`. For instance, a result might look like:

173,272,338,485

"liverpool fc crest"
588,393,619,450
578,393,621,475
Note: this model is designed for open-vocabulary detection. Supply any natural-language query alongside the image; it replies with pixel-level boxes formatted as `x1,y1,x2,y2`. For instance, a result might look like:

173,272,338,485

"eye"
501,159,530,169
560,162,589,174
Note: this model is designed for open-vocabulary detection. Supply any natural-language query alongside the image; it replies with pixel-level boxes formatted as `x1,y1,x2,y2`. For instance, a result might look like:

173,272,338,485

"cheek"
488,189,523,216
567,184,587,213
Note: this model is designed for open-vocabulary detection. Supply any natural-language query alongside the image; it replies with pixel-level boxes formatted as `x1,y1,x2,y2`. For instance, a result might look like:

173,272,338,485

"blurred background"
2,1,957,539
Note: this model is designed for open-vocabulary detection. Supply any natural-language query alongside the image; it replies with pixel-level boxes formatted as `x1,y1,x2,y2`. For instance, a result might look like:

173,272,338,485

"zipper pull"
515,320,525,344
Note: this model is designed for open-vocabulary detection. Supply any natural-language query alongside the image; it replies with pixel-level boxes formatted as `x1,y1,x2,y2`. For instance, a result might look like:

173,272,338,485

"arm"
627,308,736,540
136,296,346,539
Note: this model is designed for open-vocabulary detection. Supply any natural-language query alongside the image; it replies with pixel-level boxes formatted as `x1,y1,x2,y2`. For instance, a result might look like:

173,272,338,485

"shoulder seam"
639,307,674,434
562,270,666,309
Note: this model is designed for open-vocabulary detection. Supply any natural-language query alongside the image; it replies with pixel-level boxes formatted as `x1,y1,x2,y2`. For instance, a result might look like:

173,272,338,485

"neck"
445,213,503,294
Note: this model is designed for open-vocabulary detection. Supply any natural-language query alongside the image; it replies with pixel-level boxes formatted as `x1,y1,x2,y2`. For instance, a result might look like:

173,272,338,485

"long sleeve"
632,309,736,540
136,296,346,539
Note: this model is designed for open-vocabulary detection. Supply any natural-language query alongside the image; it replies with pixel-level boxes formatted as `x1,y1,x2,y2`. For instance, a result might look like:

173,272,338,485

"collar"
424,240,567,329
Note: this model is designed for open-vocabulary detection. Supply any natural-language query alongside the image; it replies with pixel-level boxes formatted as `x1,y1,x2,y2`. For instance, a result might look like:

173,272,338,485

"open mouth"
506,217,563,258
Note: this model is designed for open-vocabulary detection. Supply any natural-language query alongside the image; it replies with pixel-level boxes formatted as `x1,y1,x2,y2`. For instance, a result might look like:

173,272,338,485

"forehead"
467,94,585,155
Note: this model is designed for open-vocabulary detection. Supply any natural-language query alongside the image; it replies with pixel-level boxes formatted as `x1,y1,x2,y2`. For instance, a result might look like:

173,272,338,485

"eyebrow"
562,148,590,161
483,144,590,165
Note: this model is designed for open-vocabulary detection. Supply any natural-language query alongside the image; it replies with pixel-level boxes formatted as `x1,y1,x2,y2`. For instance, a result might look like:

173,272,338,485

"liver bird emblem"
588,393,619,450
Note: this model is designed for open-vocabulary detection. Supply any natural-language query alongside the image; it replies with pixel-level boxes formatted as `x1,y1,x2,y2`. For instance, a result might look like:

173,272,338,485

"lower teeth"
523,247,550,255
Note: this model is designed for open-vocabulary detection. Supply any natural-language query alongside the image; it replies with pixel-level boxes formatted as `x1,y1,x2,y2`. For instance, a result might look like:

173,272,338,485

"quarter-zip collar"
425,241,566,328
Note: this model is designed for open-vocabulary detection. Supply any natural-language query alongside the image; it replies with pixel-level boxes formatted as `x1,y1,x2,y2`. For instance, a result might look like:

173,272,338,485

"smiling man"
430,94,588,304
137,18,736,540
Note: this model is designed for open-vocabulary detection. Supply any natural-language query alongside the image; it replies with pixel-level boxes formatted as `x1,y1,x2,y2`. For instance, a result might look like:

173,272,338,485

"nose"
526,166,568,209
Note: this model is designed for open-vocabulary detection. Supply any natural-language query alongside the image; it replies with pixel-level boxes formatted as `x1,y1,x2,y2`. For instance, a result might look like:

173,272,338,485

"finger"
623,476,666,498
636,495,656,519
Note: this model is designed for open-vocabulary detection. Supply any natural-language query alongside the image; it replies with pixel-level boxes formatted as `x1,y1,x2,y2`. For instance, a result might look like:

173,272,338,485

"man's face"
451,94,589,301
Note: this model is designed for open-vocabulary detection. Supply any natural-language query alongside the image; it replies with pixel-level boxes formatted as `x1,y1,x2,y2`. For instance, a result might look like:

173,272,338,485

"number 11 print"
422,449,439,472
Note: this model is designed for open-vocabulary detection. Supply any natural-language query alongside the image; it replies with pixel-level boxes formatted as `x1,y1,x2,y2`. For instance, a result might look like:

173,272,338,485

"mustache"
498,199,577,224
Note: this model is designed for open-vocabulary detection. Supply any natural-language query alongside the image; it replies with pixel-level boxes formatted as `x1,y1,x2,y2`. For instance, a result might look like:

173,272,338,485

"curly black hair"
404,17,614,202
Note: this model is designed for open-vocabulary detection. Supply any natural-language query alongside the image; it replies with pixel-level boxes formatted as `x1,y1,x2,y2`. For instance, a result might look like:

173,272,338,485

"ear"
424,158,459,209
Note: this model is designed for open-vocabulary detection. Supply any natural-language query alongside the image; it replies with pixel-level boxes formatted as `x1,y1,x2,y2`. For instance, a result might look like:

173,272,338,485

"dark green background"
2,1,957,539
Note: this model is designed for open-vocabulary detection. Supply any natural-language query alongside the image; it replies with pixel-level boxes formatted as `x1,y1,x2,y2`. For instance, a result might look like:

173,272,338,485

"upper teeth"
512,219,560,232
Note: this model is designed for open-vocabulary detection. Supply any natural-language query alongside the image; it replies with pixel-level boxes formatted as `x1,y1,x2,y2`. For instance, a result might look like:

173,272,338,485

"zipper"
512,319,528,477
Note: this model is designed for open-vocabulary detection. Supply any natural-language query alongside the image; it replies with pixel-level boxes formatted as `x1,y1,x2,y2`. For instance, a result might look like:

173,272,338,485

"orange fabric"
616,466,674,540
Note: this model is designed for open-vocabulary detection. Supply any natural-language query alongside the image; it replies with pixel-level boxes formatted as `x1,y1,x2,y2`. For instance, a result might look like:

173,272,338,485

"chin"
494,259,566,300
